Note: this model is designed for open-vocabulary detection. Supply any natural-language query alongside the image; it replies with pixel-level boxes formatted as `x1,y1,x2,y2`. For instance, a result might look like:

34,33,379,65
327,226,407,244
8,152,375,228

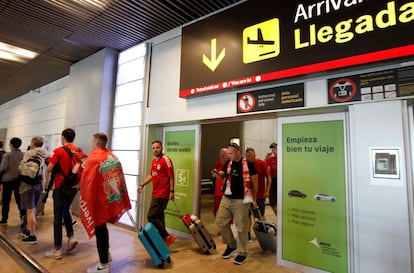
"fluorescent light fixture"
0,42,38,63
48,0,108,10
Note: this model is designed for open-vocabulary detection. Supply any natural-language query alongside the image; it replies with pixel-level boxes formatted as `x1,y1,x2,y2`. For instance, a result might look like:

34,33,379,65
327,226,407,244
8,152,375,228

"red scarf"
224,158,253,203
80,148,131,238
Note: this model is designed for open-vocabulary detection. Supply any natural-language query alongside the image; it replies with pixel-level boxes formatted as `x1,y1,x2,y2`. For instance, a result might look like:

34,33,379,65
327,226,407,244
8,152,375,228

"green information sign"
282,120,347,273
164,129,196,233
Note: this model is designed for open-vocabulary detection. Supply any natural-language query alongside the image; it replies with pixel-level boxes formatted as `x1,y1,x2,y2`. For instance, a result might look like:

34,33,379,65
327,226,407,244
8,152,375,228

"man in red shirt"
265,143,278,216
212,148,227,216
245,147,271,241
45,128,84,259
246,148,271,217
138,140,176,247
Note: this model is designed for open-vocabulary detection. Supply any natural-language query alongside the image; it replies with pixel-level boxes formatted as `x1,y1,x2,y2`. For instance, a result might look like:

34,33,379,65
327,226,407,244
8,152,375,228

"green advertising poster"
164,129,196,233
282,120,347,273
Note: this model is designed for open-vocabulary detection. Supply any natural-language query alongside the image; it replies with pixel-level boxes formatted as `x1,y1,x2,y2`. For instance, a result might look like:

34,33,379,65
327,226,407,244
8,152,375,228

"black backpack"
19,155,42,185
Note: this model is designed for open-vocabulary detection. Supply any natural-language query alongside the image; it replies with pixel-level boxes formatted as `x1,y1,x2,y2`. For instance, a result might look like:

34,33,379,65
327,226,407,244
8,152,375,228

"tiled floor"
0,193,298,273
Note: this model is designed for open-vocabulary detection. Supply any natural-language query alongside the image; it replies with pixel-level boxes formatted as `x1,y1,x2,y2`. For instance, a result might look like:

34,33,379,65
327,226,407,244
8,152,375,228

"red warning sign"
238,93,255,112
329,78,357,103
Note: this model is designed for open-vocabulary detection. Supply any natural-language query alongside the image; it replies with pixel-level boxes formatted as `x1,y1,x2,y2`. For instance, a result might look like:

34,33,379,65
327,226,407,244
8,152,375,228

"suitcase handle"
250,206,264,221
171,200,182,215
126,211,139,232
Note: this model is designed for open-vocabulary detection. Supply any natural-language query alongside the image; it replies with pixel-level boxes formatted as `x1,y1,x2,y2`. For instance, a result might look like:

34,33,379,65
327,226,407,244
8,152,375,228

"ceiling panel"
0,0,243,105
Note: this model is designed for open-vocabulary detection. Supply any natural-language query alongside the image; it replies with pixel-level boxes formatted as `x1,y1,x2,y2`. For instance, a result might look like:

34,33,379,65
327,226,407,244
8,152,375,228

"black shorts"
269,178,277,206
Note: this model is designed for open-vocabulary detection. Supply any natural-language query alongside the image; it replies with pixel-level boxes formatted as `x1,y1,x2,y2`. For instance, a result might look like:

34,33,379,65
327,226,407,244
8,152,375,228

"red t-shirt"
254,159,270,199
213,161,225,196
266,154,277,179
151,155,174,199
48,143,81,189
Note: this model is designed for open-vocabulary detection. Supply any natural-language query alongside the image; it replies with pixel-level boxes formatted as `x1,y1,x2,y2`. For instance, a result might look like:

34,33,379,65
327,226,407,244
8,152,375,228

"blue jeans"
52,187,78,248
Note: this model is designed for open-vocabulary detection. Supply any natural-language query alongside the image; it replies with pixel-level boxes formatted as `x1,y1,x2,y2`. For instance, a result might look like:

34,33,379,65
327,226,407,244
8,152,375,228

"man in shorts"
19,136,48,244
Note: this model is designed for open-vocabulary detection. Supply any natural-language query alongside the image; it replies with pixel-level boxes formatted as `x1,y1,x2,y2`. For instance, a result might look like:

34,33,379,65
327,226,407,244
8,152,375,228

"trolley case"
251,207,277,252
127,212,171,268
173,201,216,254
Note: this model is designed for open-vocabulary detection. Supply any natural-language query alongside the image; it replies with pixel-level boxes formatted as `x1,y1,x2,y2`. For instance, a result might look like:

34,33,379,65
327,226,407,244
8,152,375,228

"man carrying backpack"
19,136,48,244
45,128,86,259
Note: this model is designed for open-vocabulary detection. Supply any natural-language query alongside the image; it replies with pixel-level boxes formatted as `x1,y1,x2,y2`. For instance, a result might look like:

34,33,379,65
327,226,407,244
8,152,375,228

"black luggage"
251,207,277,252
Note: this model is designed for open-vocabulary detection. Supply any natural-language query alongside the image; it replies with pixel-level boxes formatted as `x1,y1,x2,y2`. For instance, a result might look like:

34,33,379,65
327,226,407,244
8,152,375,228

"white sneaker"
87,263,110,273
45,248,63,260
67,237,78,252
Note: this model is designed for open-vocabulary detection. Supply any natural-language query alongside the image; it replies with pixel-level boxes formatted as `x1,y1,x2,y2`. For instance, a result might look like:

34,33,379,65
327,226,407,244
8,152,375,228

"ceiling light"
0,42,38,63
47,0,108,11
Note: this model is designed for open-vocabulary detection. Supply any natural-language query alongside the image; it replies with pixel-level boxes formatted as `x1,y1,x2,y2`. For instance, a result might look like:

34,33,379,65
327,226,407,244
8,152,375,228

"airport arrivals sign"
180,0,414,98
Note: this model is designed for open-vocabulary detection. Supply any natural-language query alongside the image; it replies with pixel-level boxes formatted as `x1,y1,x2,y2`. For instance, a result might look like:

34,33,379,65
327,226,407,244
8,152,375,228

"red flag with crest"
80,148,131,238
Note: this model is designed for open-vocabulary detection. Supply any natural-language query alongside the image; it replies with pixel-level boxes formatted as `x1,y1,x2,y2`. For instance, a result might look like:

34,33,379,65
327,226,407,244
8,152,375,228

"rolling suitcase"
251,207,277,252
127,212,171,268
173,201,216,254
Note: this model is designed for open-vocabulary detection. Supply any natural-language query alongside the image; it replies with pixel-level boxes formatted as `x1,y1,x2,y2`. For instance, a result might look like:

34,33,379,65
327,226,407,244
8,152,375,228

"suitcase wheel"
157,262,164,269
167,257,171,263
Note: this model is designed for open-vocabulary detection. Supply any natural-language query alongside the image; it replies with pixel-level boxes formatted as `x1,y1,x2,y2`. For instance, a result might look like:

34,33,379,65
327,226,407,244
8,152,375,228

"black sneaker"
22,235,37,245
21,229,30,238
233,254,247,265
222,246,237,259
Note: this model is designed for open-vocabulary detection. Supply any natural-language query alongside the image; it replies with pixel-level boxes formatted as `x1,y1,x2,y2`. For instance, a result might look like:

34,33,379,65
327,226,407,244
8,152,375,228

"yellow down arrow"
202,38,225,72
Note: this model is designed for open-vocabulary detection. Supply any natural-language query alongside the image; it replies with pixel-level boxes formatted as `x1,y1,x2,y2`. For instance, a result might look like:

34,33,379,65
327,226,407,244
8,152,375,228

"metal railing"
0,232,49,273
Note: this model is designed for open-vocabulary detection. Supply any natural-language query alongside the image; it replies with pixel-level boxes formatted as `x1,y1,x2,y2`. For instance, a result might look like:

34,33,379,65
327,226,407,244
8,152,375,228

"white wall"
0,47,118,154
244,118,277,159
349,100,411,273
0,76,68,150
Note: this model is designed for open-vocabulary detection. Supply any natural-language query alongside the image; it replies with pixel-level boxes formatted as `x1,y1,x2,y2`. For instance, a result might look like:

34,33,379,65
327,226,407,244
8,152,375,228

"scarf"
224,158,253,204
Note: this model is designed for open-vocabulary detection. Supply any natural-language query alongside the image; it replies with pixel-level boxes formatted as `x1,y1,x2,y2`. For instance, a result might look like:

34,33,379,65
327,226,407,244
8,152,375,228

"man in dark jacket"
0,137,25,225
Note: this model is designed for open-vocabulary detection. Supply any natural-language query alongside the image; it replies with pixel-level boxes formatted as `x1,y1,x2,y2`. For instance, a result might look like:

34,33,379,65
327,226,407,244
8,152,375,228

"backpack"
19,155,42,185
61,146,87,189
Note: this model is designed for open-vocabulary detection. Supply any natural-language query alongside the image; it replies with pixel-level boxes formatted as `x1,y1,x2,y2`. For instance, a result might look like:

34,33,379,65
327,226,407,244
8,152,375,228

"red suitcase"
173,201,216,254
